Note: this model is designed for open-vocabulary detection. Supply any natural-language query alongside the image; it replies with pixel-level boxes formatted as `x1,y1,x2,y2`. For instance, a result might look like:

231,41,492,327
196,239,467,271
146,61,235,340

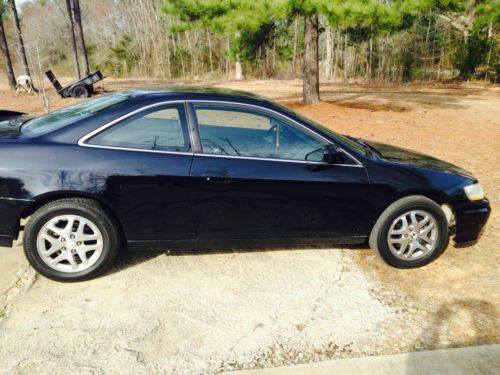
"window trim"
78,99,363,167
78,100,194,156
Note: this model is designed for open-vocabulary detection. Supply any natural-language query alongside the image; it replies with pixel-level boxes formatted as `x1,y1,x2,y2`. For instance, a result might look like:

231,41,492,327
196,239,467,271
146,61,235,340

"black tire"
72,85,90,98
24,198,120,282
369,195,449,268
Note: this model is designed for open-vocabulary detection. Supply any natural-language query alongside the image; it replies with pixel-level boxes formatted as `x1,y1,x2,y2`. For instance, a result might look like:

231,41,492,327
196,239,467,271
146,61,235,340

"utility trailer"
45,70,105,98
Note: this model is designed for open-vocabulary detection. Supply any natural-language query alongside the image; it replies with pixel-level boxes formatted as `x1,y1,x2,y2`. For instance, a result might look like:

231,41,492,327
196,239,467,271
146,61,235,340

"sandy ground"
0,79,499,374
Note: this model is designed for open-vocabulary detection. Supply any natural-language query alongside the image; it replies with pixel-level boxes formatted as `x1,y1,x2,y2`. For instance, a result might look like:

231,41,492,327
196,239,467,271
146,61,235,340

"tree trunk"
485,22,493,82
437,46,443,80
303,13,320,104
382,36,388,81
165,29,172,79
207,30,213,72
7,0,30,78
235,58,242,80
430,18,436,80
265,45,269,75
177,34,185,79
343,33,348,82
352,46,357,78
185,30,195,78
71,0,90,76
225,36,230,77
333,29,341,80
366,48,370,79
377,38,382,80
292,16,299,76
272,37,276,72
0,9,16,89
368,38,373,81
235,31,242,80
33,42,50,112
325,26,332,80
425,14,432,78
65,0,80,78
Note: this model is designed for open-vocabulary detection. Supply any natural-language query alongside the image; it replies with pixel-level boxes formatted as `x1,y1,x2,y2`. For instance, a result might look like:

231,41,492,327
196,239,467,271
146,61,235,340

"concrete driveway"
1,240,499,375
0,239,404,374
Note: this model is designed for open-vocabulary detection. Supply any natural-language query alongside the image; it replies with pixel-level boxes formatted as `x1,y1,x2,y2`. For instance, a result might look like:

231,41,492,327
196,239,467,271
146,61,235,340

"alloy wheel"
36,214,104,273
387,210,438,260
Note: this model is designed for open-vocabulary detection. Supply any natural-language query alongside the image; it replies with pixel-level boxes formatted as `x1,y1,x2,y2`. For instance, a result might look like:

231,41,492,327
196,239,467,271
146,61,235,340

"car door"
187,102,372,242
81,102,197,242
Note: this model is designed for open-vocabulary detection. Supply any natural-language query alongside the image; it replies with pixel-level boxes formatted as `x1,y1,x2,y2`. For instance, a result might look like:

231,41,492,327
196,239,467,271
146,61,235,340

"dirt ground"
0,79,499,374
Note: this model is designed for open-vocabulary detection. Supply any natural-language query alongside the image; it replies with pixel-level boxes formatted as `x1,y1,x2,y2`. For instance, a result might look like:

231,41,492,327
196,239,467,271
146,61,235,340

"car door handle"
203,171,232,183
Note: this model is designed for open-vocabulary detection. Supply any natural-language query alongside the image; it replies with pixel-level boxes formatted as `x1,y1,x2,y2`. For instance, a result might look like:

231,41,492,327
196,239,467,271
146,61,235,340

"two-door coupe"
0,88,491,281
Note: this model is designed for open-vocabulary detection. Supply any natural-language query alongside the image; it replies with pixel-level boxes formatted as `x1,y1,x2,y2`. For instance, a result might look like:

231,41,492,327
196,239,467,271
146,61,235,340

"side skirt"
127,236,368,252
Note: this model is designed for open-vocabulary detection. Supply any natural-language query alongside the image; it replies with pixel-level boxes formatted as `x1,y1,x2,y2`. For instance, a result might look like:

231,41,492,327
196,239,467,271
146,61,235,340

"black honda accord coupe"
0,88,491,281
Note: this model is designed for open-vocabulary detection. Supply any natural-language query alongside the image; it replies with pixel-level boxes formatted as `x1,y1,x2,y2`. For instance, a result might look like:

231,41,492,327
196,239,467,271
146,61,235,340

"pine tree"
303,12,320,102
284,1,324,103
0,1,15,89
71,0,89,76
163,0,276,81
66,0,81,79
163,0,324,103
6,0,30,78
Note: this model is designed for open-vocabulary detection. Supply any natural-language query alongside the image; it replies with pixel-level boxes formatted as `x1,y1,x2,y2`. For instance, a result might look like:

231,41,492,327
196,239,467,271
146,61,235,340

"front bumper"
453,199,491,243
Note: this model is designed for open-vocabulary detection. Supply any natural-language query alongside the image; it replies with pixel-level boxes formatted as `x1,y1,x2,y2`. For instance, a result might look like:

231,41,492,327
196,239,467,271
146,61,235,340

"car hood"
363,139,475,179
0,116,32,139
0,109,25,121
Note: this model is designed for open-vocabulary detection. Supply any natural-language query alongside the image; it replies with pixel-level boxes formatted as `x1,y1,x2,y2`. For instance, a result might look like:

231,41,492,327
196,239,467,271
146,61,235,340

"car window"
22,93,130,136
87,104,191,152
194,105,326,162
274,102,368,157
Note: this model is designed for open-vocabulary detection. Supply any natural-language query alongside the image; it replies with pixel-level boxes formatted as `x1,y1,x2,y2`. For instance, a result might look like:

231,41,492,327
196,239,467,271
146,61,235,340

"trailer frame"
45,70,105,98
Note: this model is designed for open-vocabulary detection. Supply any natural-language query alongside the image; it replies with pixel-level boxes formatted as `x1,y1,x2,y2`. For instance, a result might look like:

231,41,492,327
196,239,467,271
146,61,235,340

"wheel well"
375,190,455,227
397,190,449,206
414,191,454,221
368,190,454,235
19,193,126,242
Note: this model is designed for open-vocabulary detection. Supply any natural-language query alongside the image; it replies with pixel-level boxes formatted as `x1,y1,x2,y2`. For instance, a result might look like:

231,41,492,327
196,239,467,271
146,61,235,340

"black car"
0,88,490,281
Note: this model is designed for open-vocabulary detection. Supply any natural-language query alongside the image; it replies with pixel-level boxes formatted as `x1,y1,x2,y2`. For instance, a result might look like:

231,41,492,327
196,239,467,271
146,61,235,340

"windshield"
22,93,130,136
275,103,368,156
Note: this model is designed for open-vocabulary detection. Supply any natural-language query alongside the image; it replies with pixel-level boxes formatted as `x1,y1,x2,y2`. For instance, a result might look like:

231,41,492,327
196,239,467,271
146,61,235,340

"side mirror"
323,144,345,164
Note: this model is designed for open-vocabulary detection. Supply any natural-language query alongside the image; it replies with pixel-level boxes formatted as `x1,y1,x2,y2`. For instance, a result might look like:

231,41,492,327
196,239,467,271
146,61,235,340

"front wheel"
369,195,449,268
24,198,120,281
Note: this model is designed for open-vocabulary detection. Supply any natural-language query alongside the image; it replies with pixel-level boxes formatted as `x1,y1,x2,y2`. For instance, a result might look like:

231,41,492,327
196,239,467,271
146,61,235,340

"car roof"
31,86,299,142
124,86,276,106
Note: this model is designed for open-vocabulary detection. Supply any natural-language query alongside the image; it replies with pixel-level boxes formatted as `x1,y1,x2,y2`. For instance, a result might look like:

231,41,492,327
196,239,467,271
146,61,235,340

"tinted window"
22,93,130,136
274,102,368,157
88,104,190,152
194,105,326,162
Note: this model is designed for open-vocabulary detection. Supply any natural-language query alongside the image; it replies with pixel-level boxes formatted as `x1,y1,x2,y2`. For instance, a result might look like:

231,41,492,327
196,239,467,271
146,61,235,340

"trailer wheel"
72,85,90,98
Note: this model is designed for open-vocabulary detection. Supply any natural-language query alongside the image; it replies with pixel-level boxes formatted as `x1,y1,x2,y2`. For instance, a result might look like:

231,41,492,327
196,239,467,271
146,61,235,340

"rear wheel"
72,84,90,98
24,198,120,281
369,195,449,268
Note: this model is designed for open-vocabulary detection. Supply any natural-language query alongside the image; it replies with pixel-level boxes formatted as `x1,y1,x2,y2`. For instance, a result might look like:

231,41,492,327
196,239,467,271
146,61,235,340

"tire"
24,198,120,282
72,85,90,98
369,195,449,268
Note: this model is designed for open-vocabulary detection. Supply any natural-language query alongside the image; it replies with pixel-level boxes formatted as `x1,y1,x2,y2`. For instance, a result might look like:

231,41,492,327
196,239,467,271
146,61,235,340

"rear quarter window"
86,104,190,152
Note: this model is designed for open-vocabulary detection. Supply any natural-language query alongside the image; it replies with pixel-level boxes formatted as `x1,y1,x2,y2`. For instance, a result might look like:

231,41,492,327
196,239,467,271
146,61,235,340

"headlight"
464,183,484,201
